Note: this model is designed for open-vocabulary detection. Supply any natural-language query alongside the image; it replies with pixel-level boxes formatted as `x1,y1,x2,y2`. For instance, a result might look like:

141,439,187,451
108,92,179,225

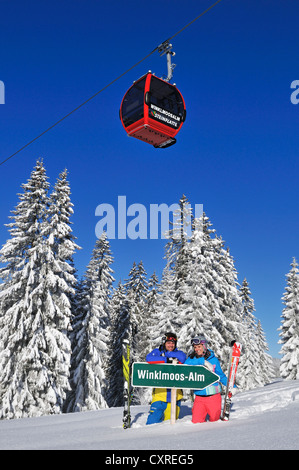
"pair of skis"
221,340,242,421
122,339,132,429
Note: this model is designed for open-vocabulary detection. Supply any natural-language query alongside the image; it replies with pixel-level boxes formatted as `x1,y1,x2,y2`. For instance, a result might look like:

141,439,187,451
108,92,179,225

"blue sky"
1,0,298,357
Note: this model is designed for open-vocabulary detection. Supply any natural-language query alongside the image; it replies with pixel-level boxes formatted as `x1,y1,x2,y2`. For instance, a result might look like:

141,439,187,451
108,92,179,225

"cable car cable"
0,0,223,167
0,48,158,168
166,0,223,43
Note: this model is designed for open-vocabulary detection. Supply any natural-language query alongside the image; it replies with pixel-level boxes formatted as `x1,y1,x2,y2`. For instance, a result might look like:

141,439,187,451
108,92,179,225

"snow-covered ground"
0,379,298,450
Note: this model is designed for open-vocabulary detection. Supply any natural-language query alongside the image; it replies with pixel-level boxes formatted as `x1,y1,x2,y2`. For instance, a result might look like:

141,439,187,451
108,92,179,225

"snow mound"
231,378,299,419
0,379,298,450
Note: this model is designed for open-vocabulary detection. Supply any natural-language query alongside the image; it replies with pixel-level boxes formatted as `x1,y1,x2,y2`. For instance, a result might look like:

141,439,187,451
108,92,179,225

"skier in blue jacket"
185,335,228,423
146,332,186,425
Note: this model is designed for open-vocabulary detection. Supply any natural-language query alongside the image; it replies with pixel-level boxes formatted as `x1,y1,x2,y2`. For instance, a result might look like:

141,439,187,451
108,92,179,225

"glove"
167,357,178,363
204,360,214,372
227,387,238,399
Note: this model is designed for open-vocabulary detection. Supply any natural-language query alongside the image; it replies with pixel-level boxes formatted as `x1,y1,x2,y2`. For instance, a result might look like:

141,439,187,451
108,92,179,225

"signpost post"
132,362,220,424
170,359,178,425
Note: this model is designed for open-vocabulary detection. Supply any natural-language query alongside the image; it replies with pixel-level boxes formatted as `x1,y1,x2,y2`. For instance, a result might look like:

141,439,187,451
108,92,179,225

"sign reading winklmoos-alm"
132,362,220,390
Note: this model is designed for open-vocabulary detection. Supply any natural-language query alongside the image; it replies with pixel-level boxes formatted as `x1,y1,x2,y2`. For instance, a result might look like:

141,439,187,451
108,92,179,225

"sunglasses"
163,336,177,343
191,338,207,346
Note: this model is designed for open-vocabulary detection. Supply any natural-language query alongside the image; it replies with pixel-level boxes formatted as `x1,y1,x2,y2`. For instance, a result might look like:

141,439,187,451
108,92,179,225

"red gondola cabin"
120,72,186,148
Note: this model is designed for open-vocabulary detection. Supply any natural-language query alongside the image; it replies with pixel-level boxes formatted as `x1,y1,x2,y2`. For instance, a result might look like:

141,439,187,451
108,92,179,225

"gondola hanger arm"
158,40,176,82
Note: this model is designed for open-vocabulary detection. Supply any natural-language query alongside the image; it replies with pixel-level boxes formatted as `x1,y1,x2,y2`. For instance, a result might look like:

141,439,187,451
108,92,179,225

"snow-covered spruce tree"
0,160,77,419
124,261,148,363
63,277,87,412
150,261,177,349
211,235,243,364
146,272,161,352
47,168,81,288
256,320,274,384
124,261,148,404
152,205,243,363
150,195,193,346
238,278,262,390
150,206,190,351
106,281,131,408
169,211,241,361
172,195,193,310
278,258,299,380
66,233,114,412
161,195,193,342
179,216,226,358
139,271,161,405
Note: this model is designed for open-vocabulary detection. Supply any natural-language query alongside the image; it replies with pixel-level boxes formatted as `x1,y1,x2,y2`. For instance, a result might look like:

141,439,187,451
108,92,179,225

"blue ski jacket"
146,347,186,365
185,349,228,396
146,347,186,403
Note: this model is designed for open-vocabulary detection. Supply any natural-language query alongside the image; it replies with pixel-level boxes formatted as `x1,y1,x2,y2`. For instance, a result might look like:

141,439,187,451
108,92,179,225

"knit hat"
162,332,177,347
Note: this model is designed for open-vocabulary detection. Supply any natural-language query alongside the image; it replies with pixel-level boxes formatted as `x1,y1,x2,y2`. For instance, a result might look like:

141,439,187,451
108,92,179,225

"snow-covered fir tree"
106,281,131,408
124,261,149,404
124,261,148,363
151,247,178,347
146,272,160,352
0,160,78,419
256,320,274,384
179,216,226,358
63,277,87,412
149,195,193,347
238,278,262,390
210,235,243,364
47,168,81,284
278,258,299,380
159,210,242,362
66,233,114,412
172,195,193,310
161,195,193,340
139,271,161,404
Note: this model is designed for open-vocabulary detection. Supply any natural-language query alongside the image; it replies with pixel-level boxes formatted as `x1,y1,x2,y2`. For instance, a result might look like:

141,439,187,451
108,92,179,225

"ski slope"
0,379,298,450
